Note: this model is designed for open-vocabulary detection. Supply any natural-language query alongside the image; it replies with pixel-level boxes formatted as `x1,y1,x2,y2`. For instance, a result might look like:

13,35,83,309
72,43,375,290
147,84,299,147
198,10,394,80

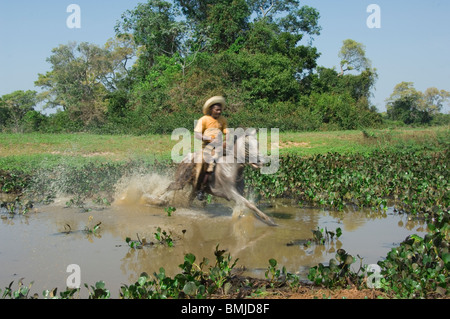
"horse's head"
230,128,267,169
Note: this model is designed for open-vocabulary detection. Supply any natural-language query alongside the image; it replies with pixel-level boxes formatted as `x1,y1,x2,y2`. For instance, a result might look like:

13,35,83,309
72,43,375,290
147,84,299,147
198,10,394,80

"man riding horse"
164,96,277,226
194,96,228,201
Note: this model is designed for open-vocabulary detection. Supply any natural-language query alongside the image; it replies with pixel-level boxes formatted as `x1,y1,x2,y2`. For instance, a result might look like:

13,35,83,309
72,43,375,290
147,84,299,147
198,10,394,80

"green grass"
278,126,449,156
0,132,174,158
0,126,448,172
0,132,175,172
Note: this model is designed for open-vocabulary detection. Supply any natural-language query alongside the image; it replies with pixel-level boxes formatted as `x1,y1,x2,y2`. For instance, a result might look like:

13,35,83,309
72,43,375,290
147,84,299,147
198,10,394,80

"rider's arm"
194,117,211,142
194,131,212,142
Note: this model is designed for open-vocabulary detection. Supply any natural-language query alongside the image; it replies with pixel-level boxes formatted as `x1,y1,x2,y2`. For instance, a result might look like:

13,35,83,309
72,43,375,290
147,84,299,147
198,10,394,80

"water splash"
113,173,171,205
113,172,193,208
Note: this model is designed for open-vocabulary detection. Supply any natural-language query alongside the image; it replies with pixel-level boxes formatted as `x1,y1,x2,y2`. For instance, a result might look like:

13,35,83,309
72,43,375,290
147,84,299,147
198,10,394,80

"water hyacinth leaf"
197,284,206,296
329,258,337,269
437,274,446,284
312,229,323,241
137,275,147,287
336,249,347,262
442,253,450,266
409,234,423,242
183,281,197,296
95,281,105,290
185,253,196,265
141,272,149,279
345,255,354,265
269,258,277,268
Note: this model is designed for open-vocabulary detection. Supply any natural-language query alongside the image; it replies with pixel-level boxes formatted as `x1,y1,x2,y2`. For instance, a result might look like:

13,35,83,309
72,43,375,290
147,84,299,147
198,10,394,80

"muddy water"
0,181,427,298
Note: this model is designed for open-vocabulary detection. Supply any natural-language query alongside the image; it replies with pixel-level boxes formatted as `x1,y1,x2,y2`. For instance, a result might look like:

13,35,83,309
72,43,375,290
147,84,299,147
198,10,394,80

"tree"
106,1,387,133
421,87,450,115
35,40,134,126
103,34,139,90
0,98,10,129
277,5,321,38
0,90,38,132
311,66,378,105
243,2,321,82
175,0,215,24
174,0,321,53
172,0,251,53
203,0,250,52
174,23,211,78
386,82,449,124
386,82,423,124
338,39,371,75
247,0,314,25
115,0,184,79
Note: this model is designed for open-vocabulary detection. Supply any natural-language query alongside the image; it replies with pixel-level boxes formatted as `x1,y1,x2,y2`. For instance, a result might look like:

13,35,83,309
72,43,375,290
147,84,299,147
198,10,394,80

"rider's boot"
196,172,211,201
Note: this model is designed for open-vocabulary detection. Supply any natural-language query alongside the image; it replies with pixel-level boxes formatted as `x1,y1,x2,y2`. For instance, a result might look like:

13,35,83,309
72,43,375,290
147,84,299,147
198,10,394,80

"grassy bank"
0,133,173,172
0,126,448,172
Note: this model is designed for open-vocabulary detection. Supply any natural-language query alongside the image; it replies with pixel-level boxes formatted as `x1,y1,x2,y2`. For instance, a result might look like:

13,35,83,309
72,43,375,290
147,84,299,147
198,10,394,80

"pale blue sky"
1,0,449,113
301,0,450,113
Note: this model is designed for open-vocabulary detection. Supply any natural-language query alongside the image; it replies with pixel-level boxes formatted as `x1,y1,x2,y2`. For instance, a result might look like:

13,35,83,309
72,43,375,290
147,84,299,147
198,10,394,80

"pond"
0,189,428,298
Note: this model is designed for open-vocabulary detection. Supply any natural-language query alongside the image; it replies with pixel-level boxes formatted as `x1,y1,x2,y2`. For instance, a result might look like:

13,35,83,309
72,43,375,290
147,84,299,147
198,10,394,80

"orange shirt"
194,115,228,146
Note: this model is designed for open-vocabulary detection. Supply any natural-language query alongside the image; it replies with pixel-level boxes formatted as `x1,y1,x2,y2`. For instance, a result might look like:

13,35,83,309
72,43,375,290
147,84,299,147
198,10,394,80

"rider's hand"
203,135,213,142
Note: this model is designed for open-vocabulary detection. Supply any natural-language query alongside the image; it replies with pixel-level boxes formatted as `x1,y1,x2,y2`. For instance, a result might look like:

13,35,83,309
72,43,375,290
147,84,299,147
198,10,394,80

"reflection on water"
0,198,427,298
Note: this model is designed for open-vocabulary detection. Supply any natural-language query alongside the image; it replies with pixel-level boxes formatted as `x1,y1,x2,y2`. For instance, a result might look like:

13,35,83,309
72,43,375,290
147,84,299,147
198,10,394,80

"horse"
164,128,277,226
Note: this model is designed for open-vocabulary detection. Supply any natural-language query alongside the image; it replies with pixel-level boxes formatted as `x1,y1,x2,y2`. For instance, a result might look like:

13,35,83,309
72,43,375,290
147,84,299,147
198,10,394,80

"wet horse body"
167,131,277,226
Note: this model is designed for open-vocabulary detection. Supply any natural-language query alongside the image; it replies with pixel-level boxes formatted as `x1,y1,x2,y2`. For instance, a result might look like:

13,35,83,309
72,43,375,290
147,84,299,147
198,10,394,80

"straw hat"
203,96,226,115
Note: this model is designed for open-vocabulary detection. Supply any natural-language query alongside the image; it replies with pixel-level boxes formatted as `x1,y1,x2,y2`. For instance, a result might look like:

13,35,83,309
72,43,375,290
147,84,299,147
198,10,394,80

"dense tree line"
1,0,448,134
